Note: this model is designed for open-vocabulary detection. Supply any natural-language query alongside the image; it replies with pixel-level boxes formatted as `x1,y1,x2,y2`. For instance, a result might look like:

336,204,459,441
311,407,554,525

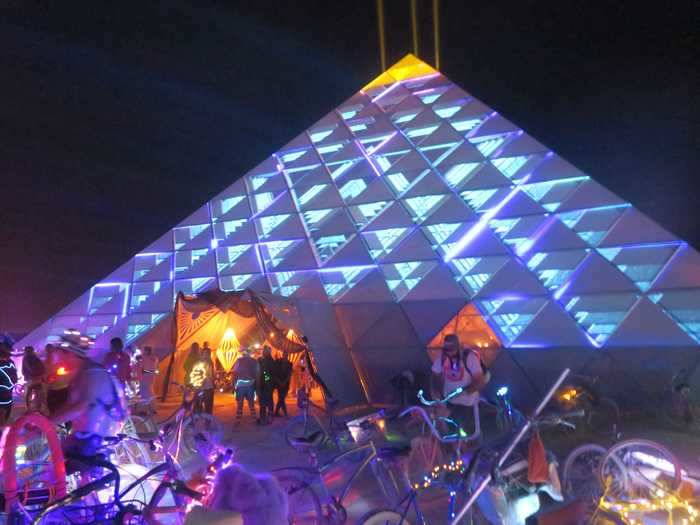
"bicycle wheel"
599,439,682,501
359,509,412,525
274,473,323,524
182,413,222,456
129,414,158,437
562,444,606,519
285,414,326,450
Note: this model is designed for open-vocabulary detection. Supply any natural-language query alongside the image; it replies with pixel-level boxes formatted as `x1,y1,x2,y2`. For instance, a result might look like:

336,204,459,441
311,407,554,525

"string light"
599,484,700,524
411,459,465,490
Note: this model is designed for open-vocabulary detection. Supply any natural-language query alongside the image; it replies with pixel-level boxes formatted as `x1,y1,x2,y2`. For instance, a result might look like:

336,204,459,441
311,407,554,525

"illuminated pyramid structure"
19,55,700,402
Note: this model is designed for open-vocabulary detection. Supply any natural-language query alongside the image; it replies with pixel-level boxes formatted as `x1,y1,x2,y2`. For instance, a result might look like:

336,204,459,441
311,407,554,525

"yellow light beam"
377,0,387,71
433,0,440,70
410,0,419,57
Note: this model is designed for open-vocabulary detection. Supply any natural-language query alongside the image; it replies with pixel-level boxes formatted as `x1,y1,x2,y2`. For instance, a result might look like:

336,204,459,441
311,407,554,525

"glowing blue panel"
133,253,170,281
126,314,166,344
253,192,275,213
280,150,308,163
260,240,296,269
403,195,447,223
443,163,479,190
557,205,630,246
460,189,500,213
475,298,546,345
425,223,462,245
521,176,589,212
213,196,246,219
362,228,410,259
302,209,334,232
310,129,334,143
450,119,482,132
563,294,639,346
468,135,506,157
219,274,259,292
491,156,530,180
597,244,679,292
387,173,411,194
526,250,588,291
295,184,326,207
339,179,368,201
130,282,162,311
313,234,349,262
380,261,436,300
448,256,509,296
348,201,389,229
258,215,290,239
319,266,373,301
216,245,252,274
650,290,700,343
406,126,439,139
434,106,462,119
174,225,208,250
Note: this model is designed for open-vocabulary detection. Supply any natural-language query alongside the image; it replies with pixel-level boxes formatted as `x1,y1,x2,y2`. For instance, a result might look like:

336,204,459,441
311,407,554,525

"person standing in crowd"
274,353,293,417
257,346,276,425
0,342,18,425
232,348,258,425
102,337,131,387
45,344,72,416
197,344,215,414
22,345,46,411
430,333,488,435
183,342,200,387
138,346,159,415
48,348,127,457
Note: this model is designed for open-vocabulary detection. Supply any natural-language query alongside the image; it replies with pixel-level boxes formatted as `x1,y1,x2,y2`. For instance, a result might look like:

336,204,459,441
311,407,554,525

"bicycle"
284,393,351,457
136,382,222,461
275,424,408,524
552,373,620,438
26,434,233,525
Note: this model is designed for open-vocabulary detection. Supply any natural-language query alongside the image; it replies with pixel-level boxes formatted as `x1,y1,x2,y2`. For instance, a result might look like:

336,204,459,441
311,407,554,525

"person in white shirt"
430,333,488,435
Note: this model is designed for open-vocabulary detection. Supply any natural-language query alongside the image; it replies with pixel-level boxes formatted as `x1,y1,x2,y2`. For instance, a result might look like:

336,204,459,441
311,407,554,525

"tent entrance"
155,290,314,400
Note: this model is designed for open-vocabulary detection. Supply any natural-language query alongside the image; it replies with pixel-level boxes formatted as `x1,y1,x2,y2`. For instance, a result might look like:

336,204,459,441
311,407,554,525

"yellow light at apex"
363,54,438,91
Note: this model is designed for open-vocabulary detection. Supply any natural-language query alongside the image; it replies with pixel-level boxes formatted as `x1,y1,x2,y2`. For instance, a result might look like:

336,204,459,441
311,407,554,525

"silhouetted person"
274,353,293,417
102,337,131,387
232,348,258,424
22,345,46,410
257,346,275,425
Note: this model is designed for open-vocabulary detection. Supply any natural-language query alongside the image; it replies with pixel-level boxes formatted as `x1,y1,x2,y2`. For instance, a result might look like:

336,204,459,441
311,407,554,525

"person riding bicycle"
48,347,127,457
430,334,489,436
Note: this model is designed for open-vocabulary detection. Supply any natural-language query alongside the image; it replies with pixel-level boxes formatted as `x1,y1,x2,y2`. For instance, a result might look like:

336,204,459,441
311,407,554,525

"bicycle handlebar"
417,387,464,406
398,406,466,443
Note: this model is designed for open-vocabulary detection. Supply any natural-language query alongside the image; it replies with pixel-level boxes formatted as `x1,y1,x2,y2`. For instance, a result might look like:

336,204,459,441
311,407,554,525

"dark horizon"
1,1,698,333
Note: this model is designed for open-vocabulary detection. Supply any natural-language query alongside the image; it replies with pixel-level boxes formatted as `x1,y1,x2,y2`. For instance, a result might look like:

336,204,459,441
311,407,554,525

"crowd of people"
182,342,302,426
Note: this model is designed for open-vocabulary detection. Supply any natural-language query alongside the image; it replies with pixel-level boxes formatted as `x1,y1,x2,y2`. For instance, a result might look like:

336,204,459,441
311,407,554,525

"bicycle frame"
450,368,572,525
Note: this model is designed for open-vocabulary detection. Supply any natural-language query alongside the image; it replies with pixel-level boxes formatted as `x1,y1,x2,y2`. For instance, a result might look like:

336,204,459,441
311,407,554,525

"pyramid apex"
363,54,439,91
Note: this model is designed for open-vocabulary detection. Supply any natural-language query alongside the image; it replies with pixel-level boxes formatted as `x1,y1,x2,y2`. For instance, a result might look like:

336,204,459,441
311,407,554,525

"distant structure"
18,55,700,404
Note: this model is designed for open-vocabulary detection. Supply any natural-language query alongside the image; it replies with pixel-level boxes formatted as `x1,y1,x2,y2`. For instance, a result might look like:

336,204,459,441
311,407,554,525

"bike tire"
562,443,607,520
285,414,326,450
359,509,413,525
598,438,682,501
274,473,323,525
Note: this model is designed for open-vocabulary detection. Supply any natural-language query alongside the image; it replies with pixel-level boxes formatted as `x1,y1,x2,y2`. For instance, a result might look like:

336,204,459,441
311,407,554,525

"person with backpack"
430,334,489,436
0,342,18,425
232,348,258,425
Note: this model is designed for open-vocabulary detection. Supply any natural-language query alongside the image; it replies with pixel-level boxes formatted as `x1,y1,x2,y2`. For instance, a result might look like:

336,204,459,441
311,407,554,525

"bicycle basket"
346,411,386,444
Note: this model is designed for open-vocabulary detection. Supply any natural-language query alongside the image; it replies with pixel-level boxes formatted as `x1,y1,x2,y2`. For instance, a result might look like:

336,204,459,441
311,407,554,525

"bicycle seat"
289,431,325,449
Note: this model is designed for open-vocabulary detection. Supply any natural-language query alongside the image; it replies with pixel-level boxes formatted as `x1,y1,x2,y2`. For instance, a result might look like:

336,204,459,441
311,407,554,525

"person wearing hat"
231,348,258,425
49,347,127,456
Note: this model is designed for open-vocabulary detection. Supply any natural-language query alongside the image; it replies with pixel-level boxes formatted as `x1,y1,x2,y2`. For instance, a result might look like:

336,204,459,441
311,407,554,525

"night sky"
1,1,698,334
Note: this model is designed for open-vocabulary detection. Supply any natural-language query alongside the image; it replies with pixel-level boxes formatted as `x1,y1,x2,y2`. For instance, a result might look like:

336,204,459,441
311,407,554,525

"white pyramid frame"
18,55,700,354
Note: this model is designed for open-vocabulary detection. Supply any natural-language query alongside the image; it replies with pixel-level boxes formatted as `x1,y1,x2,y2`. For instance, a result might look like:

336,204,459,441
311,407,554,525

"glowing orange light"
270,332,275,337
56,366,69,376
